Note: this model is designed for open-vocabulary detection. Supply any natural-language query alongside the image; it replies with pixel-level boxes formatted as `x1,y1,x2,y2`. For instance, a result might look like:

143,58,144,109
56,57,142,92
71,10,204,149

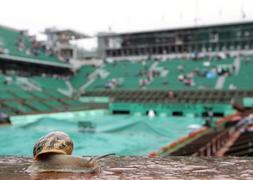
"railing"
194,123,247,156
193,129,230,156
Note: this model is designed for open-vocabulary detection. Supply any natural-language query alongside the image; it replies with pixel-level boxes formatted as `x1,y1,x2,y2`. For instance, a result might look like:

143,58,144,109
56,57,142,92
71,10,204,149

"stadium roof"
45,28,89,40
55,29,89,39
98,20,253,37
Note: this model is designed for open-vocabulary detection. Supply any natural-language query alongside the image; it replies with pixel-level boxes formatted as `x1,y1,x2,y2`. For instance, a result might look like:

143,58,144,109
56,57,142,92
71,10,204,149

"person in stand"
203,106,214,128
0,112,11,125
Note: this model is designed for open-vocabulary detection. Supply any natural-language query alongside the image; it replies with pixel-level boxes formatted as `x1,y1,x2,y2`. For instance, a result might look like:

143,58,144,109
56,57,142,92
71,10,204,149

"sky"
0,0,252,49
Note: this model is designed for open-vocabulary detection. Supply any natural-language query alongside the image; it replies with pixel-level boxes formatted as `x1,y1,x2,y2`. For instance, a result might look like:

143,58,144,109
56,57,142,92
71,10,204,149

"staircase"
168,112,253,157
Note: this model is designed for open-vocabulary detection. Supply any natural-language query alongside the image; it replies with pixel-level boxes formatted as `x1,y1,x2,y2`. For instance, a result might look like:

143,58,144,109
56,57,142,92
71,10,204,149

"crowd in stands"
73,51,253,91
105,79,119,89
15,31,59,59
16,31,26,52
139,69,161,87
1,47,252,92
97,53,240,90
140,54,238,88
177,63,236,87
133,53,236,87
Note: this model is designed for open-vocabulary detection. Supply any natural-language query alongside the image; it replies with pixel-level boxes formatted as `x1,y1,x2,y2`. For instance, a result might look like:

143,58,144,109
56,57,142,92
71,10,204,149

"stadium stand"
224,56,253,89
75,56,253,91
0,53,252,116
86,60,155,90
0,70,93,115
25,100,52,112
10,89,34,99
31,76,68,90
45,90,67,99
225,131,253,156
71,65,96,89
0,26,64,64
3,101,33,114
42,100,66,111
0,23,253,123
1,21,253,160
0,22,253,159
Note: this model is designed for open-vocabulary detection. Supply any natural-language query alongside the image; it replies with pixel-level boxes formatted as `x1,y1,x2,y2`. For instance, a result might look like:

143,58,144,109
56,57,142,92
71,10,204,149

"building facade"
97,21,253,60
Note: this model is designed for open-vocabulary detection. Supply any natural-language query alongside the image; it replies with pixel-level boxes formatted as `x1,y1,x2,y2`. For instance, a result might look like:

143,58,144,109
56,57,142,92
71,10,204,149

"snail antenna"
88,153,116,162
96,153,116,160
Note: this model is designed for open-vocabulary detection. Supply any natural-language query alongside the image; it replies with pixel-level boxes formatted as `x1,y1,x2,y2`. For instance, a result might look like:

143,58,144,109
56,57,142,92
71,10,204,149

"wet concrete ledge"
1,156,253,179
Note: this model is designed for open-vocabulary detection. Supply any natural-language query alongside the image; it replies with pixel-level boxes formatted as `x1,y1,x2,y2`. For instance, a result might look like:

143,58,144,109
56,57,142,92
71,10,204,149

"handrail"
193,129,230,156
193,123,247,156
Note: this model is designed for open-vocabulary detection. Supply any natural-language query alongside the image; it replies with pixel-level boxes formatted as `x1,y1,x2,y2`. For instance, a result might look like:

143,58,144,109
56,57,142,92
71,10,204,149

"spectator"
0,113,10,125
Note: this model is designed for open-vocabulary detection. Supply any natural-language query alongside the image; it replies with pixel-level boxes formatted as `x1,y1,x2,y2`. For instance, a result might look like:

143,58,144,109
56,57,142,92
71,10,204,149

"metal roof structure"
98,20,253,37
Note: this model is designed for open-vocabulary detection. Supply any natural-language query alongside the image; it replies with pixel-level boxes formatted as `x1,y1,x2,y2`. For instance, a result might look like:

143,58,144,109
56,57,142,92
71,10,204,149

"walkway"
215,76,226,89
233,57,241,75
80,65,105,91
215,56,241,89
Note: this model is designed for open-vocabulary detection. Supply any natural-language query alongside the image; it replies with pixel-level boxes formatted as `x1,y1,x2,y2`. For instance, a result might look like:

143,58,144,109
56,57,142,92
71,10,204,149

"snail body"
28,131,100,173
29,154,99,173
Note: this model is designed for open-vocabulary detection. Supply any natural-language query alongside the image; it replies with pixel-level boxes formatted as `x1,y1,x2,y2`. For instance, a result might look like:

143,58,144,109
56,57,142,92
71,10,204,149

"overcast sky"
0,0,252,48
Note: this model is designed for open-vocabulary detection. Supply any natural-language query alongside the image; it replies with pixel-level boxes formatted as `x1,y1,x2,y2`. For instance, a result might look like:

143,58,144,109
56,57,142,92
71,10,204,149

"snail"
28,131,112,173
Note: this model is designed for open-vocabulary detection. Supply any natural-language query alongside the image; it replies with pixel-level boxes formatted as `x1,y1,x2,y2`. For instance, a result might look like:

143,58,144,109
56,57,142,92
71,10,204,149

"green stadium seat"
3,101,33,114
25,100,51,112
29,91,51,99
63,100,84,106
224,58,253,89
0,26,66,64
31,76,68,90
0,91,15,99
71,66,95,89
87,60,150,90
0,105,16,115
42,100,66,111
9,89,33,99
45,90,66,99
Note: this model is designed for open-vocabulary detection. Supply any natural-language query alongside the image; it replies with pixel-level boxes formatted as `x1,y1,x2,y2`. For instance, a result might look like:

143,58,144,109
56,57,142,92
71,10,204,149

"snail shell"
29,131,100,173
33,131,73,160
